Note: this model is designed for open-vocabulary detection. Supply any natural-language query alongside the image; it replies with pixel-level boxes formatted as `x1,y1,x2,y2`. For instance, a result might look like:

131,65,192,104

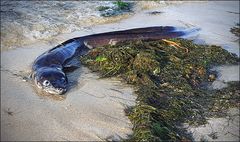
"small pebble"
208,74,216,81
148,11,164,15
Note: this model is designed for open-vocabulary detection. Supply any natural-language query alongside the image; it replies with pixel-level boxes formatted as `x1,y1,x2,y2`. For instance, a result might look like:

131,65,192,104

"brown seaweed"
80,38,239,141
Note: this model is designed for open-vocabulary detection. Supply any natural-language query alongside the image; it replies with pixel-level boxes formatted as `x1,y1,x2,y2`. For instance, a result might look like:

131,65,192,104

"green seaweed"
97,6,111,11
95,56,108,62
97,1,133,17
114,0,131,10
80,38,239,141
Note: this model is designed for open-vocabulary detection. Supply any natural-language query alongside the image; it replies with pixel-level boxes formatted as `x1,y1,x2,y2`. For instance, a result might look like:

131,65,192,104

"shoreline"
1,1,187,52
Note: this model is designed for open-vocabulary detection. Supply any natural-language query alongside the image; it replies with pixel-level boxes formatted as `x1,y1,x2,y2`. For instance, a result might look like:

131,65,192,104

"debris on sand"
230,23,240,37
97,0,134,17
81,39,239,141
147,11,164,15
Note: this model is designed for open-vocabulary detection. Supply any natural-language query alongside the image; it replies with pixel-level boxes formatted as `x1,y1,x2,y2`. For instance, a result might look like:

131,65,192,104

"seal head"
34,67,67,95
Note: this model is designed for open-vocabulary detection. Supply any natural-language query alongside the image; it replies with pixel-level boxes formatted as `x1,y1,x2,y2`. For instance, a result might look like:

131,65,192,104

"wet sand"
1,42,136,141
1,1,239,141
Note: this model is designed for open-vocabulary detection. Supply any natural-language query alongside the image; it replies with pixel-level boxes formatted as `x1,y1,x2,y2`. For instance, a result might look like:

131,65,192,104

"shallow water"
0,1,114,50
1,1,182,50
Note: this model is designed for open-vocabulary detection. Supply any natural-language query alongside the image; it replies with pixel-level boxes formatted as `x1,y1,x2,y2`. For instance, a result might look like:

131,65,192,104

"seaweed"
80,38,239,141
97,6,111,12
97,1,133,17
230,23,240,37
114,0,131,10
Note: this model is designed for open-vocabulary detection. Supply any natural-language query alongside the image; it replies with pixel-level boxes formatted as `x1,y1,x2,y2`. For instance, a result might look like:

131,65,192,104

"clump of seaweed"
114,0,132,10
97,0,133,17
230,23,240,37
80,38,239,141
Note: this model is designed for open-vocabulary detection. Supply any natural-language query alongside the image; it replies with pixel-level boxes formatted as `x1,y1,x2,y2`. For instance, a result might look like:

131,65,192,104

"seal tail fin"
83,26,199,48
175,27,201,38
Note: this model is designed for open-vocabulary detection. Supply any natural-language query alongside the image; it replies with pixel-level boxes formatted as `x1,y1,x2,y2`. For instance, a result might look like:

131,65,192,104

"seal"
32,26,199,95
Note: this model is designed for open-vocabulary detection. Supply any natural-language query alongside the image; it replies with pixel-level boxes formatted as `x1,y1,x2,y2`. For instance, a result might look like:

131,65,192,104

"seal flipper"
63,57,81,72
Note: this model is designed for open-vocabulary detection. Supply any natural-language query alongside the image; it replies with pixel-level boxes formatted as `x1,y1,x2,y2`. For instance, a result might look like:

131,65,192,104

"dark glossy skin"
32,26,190,95
32,38,87,95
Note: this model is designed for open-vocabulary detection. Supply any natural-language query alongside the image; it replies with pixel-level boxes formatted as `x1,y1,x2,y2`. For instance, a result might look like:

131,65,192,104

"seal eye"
43,80,50,86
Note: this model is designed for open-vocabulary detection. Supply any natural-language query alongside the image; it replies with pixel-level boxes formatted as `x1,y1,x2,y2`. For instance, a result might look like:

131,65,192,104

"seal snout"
42,81,67,95
45,87,67,95
57,87,67,95
34,67,68,95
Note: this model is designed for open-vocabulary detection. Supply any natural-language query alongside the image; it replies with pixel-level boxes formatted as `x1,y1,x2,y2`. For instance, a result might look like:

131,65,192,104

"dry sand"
1,1,239,141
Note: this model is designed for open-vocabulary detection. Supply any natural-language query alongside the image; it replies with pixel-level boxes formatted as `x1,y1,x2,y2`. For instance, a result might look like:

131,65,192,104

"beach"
1,1,239,141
